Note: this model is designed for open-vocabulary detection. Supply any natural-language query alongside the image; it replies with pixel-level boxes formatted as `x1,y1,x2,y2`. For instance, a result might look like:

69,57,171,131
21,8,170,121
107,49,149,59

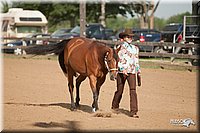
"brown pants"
112,73,138,113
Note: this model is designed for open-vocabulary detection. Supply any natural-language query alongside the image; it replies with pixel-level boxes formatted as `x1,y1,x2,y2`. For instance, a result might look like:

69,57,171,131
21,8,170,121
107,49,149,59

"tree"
100,0,106,27
132,0,160,29
86,3,135,24
49,3,79,29
106,16,140,31
8,2,136,31
1,1,11,13
149,0,160,29
10,2,79,32
154,17,166,31
166,12,191,24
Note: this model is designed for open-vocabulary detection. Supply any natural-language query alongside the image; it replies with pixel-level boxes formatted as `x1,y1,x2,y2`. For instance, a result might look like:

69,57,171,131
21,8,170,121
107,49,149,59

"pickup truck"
161,23,200,52
132,28,161,42
132,28,161,52
49,23,109,44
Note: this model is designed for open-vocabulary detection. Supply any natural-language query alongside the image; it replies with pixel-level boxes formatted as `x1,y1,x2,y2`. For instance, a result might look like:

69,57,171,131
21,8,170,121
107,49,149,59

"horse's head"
104,49,118,81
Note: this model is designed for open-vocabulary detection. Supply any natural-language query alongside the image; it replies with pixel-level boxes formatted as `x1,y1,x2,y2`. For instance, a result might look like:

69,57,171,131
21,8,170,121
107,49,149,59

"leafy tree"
166,12,191,24
49,3,79,30
106,16,140,31
86,3,135,23
1,0,10,13
106,16,127,31
2,1,192,33
8,2,137,32
10,2,79,32
154,17,166,31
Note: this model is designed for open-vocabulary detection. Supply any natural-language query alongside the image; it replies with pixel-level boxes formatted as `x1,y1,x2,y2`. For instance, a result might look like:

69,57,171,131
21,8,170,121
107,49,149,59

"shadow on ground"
33,120,80,130
4,102,92,113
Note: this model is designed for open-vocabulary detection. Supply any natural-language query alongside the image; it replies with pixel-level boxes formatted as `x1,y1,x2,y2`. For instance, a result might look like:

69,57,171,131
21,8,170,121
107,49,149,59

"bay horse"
26,37,118,112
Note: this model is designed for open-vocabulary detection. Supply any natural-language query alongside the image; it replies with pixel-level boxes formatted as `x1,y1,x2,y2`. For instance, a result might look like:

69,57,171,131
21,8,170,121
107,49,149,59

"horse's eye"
107,60,111,63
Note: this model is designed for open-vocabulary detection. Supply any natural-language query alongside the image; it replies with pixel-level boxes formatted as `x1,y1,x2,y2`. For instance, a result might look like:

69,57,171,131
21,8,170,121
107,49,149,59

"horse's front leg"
96,75,106,98
75,75,87,107
89,75,98,112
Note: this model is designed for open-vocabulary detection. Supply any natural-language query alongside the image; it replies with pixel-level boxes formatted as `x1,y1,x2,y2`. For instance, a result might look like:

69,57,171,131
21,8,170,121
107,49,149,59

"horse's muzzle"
110,73,116,81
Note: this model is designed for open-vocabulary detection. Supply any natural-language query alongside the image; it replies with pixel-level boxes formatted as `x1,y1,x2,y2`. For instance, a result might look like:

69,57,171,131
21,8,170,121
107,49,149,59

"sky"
154,0,193,19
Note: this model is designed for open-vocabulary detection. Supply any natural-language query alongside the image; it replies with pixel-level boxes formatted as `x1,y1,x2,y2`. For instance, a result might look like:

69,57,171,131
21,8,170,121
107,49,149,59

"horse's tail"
25,39,71,55
58,49,67,74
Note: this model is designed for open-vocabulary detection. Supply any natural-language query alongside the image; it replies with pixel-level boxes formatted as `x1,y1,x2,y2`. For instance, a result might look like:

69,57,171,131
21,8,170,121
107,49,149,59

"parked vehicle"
2,40,23,55
51,28,72,38
185,25,200,43
85,23,107,39
105,28,116,40
161,23,200,52
2,33,50,55
1,8,48,41
49,23,108,44
27,33,51,45
49,27,79,44
132,28,161,42
133,28,161,52
161,23,183,42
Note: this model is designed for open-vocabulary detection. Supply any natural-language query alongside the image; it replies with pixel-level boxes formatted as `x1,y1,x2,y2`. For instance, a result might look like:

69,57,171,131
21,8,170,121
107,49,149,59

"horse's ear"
105,49,113,61
114,44,121,54
106,51,109,56
105,51,109,60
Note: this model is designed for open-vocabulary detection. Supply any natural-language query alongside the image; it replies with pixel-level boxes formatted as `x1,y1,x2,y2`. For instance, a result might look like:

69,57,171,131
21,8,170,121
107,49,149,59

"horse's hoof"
70,108,77,111
75,103,80,107
70,106,77,111
92,108,96,112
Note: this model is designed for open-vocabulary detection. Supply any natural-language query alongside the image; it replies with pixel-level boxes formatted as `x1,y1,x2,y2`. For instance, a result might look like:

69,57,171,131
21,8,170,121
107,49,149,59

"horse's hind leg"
75,75,86,107
67,67,76,111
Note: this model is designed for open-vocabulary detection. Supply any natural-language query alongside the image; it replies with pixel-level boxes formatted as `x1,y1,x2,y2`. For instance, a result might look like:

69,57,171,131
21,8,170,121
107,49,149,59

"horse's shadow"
33,120,80,130
5,102,132,117
4,102,92,113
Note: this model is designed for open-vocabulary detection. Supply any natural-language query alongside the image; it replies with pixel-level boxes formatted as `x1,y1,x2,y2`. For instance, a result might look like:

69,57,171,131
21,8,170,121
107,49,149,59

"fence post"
22,39,27,55
183,16,186,42
171,34,176,61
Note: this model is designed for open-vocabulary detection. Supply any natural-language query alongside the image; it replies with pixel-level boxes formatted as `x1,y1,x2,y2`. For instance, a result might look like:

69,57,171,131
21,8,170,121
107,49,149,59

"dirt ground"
3,55,198,132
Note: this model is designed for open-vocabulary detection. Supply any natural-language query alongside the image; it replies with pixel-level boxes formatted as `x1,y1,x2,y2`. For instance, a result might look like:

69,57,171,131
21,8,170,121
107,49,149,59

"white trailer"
1,8,48,39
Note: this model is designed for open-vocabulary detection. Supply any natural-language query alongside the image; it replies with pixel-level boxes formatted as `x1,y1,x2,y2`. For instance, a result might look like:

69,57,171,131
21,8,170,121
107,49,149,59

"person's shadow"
118,108,131,117
111,108,131,117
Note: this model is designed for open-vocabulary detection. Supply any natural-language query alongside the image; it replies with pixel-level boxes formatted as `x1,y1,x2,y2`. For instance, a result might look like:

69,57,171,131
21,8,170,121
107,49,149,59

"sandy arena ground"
3,56,199,132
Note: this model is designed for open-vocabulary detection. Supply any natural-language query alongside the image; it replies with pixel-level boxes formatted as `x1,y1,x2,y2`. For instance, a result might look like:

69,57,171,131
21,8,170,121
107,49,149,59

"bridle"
104,58,118,72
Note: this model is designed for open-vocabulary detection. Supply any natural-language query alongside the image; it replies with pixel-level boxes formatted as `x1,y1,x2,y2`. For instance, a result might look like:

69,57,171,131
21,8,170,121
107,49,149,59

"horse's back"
65,37,106,59
64,37,108,76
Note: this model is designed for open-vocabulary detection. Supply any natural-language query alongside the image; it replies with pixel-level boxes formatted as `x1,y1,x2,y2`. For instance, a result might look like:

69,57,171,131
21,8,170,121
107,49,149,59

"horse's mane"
93,40,109,47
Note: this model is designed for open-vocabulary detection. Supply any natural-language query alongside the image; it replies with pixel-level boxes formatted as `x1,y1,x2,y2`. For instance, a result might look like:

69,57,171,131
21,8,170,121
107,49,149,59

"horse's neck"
98,45,110,58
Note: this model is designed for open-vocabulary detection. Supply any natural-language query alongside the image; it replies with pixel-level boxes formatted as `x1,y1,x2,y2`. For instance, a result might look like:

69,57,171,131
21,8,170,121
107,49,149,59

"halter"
104,58,118,72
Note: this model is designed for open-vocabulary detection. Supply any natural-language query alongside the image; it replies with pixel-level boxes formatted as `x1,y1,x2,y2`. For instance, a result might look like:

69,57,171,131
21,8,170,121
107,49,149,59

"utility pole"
80,0,86,37
149,0,160,29
100,0,106,27
149,0,154,29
